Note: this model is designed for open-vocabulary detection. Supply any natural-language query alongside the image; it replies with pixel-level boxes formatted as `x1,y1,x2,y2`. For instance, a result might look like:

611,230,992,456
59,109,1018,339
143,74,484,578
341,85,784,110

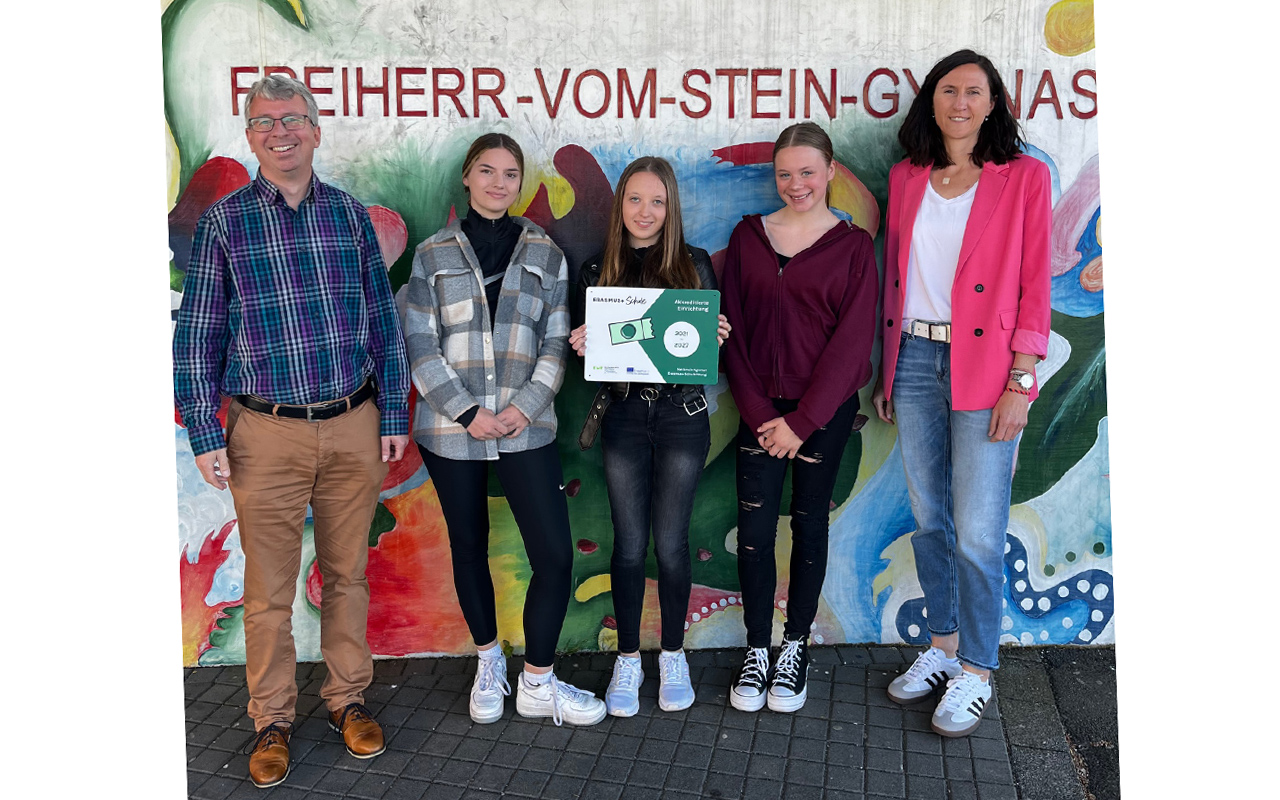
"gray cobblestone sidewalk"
186,645,1114,799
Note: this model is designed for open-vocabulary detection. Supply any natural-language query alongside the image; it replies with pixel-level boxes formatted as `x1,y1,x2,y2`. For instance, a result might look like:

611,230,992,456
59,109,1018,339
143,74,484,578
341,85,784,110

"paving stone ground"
185,645,1114,799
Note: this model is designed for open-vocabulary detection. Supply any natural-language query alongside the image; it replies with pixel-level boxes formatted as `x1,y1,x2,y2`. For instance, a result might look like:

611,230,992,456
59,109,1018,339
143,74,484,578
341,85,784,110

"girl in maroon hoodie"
721,122,878,713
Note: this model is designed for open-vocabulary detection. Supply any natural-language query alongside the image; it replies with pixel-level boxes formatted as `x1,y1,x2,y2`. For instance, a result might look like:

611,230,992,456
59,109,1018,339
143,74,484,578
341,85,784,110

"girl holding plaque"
569,156,730,717
720,122,878,713
405,133,606,727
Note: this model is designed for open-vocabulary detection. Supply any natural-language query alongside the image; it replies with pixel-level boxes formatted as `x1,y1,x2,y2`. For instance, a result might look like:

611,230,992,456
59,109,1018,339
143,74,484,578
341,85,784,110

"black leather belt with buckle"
237,379,376,421
634,384,707,416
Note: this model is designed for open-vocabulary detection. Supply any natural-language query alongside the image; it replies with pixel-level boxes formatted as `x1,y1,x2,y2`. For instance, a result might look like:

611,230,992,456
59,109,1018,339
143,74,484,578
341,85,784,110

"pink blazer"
880,156,1052,410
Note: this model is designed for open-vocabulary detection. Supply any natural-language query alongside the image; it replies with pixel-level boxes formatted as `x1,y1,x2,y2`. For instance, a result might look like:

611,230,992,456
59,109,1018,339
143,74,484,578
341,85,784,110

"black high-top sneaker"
767,635,809,712
730,647,770,712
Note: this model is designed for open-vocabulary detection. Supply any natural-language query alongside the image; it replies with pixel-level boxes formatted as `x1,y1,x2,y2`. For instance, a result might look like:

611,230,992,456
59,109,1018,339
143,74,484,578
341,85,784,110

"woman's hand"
716,314,732,347
467,408,512,440
757,417,804,459
872,379,894,424
496,405,531,438
569,325,587,357
988,388,1029,442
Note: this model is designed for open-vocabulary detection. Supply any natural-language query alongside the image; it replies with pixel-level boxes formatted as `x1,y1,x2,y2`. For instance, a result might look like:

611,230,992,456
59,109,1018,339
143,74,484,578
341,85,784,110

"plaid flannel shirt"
404,217,569,461
173,173,410,455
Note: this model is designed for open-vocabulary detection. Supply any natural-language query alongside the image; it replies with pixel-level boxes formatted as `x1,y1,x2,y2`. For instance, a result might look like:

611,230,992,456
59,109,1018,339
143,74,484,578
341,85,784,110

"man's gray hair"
243,74,320,127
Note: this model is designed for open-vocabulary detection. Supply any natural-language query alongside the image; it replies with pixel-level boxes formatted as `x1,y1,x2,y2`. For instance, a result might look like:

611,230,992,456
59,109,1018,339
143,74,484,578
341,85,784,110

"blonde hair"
773,122,834,206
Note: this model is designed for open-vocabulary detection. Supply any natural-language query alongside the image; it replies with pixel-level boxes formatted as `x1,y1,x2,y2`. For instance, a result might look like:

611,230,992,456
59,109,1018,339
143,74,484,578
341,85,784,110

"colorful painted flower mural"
167,0,1110,667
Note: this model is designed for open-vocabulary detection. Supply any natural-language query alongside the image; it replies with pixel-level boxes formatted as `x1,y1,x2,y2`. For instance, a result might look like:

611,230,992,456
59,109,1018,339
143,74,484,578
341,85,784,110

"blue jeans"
601,387,711,653
892,332,1017,671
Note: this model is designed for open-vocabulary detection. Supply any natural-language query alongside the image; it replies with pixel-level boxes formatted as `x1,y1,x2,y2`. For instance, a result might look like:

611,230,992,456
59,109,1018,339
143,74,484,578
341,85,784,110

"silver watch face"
1016,373,1034,390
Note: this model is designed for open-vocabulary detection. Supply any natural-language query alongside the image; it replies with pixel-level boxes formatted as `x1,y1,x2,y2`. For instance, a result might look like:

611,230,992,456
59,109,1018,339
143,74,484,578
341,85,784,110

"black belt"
578,381,708,451
236,379,375,421
612,382,707,414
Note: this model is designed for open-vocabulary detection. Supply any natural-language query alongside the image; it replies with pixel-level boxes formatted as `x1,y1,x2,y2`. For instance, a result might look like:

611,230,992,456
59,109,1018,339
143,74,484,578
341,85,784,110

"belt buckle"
684,394,708,416
306,404,317,422
640,387,661,402
929,323,950,343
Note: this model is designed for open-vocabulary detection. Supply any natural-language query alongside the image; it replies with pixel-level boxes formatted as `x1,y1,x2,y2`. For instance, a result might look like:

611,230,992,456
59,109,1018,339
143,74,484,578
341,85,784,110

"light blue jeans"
892,332,1017,671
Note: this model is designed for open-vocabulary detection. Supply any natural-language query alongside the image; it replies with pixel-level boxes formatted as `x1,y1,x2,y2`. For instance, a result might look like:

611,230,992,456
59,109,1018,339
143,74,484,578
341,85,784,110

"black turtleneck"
461,206,520,327
454,206,521,429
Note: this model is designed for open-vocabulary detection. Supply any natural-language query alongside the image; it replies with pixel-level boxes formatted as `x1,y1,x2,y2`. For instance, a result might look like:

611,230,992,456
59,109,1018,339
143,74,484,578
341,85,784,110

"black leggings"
417,442,573,668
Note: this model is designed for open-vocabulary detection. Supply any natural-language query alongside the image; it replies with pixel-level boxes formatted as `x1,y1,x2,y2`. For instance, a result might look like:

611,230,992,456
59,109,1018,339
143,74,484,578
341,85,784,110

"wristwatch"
1009,369,1035,391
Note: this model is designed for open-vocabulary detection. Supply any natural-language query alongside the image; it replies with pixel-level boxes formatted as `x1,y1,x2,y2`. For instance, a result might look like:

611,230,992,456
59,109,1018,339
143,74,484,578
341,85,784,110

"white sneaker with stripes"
931,670,992,737
888,646,961,704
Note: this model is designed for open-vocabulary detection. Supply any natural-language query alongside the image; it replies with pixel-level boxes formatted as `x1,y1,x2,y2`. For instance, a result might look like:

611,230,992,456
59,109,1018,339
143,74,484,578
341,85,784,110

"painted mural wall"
167,0,1109,668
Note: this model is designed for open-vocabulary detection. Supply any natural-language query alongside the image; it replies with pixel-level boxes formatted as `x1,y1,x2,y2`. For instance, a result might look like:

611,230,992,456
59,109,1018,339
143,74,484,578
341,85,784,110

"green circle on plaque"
622,323,636,338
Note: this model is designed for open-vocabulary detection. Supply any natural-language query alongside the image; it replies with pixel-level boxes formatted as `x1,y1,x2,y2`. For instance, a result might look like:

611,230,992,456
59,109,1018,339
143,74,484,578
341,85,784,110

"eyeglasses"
246,115,312,133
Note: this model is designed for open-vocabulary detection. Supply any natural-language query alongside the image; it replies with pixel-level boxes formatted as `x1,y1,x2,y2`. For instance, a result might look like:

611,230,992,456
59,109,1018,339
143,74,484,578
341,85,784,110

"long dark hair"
898,50,1023,168
598,157,700,290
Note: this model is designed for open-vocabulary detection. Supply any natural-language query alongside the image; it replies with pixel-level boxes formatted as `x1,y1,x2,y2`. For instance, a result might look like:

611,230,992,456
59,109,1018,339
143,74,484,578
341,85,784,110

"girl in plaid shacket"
404,133,605,727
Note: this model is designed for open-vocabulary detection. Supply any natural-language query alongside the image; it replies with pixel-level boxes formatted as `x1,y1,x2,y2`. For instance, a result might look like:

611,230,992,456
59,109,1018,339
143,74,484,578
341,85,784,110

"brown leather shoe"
328,703,385,758
244,723,291,788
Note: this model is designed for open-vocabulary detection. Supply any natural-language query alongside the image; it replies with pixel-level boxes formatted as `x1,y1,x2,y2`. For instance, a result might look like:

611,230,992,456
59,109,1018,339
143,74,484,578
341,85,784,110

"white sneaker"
516,672,607,726
605,656,644,717
469,652,510,724
729,647,770,712
931,670,992,738
657,650,695,712
888,647,961,705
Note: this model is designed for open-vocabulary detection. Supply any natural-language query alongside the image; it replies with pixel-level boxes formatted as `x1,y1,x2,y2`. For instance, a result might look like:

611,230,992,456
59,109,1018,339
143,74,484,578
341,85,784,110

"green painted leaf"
203,603,244,659
260,0,309,30
368,502,396,547
1012,311,1108,503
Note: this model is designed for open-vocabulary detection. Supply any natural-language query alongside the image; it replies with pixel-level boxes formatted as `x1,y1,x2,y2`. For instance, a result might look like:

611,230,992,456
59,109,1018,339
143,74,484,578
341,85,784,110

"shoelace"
938,673,984,715
476,656,511,696
334,702,375,731
243,722,289,755
903,648,946,681
737,647,769,690
543,674,594,726
773,640,804,690
613,658,643,690
659,653,688,686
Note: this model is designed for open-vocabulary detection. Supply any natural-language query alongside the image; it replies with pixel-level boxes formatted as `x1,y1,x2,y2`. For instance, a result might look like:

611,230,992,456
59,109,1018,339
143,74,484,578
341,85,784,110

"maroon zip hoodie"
721,214,879,441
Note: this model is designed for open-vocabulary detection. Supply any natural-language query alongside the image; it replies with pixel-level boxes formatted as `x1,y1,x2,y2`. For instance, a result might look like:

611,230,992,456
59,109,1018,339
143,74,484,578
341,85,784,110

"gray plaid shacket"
405,216,569,461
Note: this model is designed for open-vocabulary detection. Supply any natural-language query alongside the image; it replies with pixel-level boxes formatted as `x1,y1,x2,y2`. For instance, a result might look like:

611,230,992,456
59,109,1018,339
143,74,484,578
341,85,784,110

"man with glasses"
174,74,411,788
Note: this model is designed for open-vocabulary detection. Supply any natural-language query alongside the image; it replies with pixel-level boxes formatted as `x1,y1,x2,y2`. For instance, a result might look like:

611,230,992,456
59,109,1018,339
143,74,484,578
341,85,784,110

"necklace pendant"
941,177,951,185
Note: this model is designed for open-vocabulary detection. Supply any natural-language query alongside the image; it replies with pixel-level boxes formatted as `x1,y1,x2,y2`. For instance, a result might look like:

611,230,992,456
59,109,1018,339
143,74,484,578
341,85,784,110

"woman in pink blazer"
871,49,1051,738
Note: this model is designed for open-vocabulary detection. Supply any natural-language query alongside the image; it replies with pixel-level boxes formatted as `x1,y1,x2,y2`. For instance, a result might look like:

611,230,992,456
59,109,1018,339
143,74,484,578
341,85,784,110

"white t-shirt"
902,179,978,325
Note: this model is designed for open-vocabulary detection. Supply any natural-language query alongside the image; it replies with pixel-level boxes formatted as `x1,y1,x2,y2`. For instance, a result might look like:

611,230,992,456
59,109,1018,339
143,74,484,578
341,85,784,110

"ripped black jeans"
735,396,858,648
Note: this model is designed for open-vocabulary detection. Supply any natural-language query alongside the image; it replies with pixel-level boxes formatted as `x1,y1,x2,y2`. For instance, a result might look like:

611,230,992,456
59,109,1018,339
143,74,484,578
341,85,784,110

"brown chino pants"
225,398,388,731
